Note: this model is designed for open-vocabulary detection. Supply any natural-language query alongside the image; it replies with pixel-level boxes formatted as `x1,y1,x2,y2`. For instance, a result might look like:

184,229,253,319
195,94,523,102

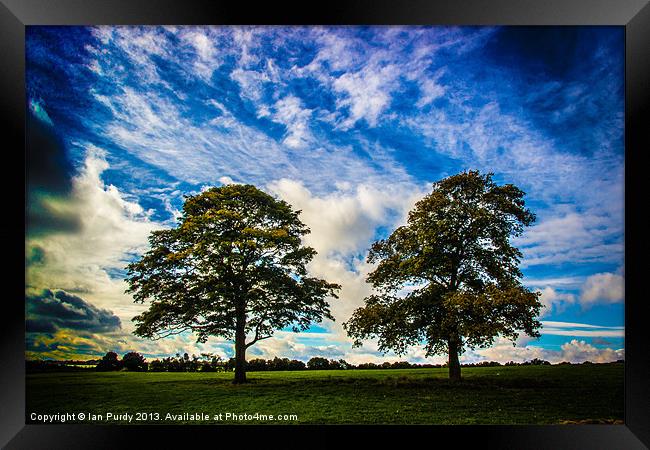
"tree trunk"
233,308,247,384
448,336,461,381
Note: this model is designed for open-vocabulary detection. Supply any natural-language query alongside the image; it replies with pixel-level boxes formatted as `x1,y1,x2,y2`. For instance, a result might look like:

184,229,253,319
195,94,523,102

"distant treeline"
26,352,625,374
26,360,98,373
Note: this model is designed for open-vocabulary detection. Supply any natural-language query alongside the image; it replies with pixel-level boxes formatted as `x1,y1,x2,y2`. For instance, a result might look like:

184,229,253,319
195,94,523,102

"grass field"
26,363,623,425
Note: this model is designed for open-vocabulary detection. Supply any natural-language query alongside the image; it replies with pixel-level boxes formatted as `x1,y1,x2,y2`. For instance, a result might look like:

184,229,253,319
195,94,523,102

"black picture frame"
1,1,648,448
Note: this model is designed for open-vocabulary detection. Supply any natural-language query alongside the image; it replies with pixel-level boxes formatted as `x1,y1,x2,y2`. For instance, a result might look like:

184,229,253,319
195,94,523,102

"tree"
96,351,122,371
149,359,166,372
344,171,542,381
328,359,343,370
337,359,353,370
125,184,340,383
199,353,224,372
524,358,551,366
287,359,306,371
246,358,268,371
268,357,291,371
307,356,330,370
391,361,412,369
122,352,148,371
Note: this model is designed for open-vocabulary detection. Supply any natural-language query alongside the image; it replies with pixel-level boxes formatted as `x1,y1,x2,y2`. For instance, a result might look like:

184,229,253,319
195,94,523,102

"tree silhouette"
95,351,122,371
122,351,147,371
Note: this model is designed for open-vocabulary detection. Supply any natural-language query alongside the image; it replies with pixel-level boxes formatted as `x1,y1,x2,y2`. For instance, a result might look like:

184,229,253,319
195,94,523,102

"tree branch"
245,317,272,348
245,333,272,348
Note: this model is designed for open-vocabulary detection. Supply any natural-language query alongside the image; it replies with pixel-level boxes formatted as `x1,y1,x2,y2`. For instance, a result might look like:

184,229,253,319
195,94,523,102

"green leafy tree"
125,184,340,383
344,171,542,380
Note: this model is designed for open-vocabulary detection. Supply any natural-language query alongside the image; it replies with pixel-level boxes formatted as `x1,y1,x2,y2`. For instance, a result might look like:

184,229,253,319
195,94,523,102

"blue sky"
25,26,624,364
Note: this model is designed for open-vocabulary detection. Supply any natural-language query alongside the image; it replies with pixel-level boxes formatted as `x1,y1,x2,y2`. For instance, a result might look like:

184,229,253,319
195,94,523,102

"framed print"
1,0,649,448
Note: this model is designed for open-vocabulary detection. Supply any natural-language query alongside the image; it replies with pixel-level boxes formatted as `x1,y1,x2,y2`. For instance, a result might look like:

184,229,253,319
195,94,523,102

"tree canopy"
122,352,148,372
95,351,122,372
125,184,340,383
344,170,542,380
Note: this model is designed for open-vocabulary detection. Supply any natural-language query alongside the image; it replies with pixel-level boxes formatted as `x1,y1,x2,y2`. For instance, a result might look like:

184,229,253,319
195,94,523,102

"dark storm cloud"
26,105,75,195
27,196,83,236
26,104,82,236
25,319,57,334
26,289,122,333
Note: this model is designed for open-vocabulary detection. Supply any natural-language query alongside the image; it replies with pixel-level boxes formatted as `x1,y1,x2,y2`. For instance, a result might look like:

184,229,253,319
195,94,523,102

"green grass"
26,363,623,425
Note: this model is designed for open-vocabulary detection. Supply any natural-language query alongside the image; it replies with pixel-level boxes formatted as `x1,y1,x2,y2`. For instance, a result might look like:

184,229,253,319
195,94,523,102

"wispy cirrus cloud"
540,321,624,338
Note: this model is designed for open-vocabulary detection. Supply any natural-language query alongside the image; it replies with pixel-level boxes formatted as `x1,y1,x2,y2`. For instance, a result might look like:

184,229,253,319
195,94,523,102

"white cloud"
465,337,623,364
89,26,171,85
271,96,313,148
230,68,270,102
541,321,621,329
579,272,624,307
304,29,361,72
416,69,446,108
333,64,400,128
178,29,220,81
533,270,625,316
268,178,428,339
524,276,584,289
537,287,576,317
232,27,260,67
218,176,237,185
559,339,623,363
268,178,423,257
539,321,624,338
542,330,624,338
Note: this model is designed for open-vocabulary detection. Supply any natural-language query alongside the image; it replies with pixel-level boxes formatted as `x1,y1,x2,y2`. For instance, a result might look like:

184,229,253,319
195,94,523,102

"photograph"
24,24,626,426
